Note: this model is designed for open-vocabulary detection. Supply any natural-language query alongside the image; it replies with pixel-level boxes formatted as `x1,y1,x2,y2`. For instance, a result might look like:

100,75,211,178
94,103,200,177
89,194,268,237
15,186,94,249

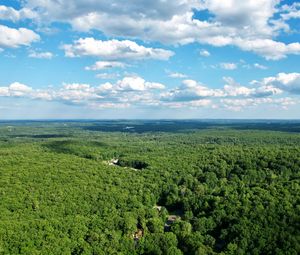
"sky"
0,0,300,119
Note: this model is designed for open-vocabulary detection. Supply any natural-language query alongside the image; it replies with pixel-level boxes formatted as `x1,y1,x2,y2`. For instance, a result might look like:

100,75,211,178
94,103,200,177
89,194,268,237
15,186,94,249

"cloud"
220,62,237,70
31,91,53,100
99,76,165,92
25,0,201,22
234,38,300,60
0,81,97,103
1,73,299,111
0,5,37,22
280,2,300,20
0,87,9,96
167,72,188,79
24,0,300,59
58,76,166,107
222,77,253,97
85,61,126,70
201,0,279,33
161,75,284,104
76,76,164,106
221,97,298,112
29,51,53,59
63,38,174,60
199,49,210,57
223,76,281,98
0,82,32,97
161,79,224,102
239,61,268,70
55,83,99,102
257,72,300,94
254,63,268,70
162,99,213,109
223,85,252,97
0,25,40,48
0,76,165,109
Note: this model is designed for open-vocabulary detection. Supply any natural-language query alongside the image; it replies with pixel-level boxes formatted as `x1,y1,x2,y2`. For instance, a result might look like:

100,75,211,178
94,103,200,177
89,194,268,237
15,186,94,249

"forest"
0,120,299,254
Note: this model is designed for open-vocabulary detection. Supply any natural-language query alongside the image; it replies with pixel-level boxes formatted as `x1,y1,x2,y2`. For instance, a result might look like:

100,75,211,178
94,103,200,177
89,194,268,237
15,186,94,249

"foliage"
0,120,299,254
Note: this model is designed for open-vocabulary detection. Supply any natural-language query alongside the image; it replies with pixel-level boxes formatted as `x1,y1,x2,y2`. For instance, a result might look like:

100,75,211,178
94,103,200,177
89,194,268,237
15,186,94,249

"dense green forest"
0,120,299,254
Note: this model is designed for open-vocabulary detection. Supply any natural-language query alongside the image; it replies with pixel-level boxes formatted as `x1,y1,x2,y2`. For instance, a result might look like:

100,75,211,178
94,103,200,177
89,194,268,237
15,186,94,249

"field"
0,120,299,254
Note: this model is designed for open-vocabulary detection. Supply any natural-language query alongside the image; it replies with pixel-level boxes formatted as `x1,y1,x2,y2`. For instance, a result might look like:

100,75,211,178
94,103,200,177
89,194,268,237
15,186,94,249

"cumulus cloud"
161,79,224,102
234,38,300,60
201,0,279,33
0,76,165,108
23,0,300,59
63,38,174,60
54,83,100,102
0,82,32,97
68,76,166,107
98,76,165,92
1,73,299,110
280,2,300,20
257,72,300,94
25,0,200,21
161,75,285,104
0,25,40,48
223,76,281,98
223,85,252,97
0,5,37,22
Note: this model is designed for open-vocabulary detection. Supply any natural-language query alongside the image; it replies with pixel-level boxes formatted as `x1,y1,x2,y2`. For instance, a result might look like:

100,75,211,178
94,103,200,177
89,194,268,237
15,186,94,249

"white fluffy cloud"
55,83,99,102
98,76,165,92
280,2,300,20
223,84,252,97
161,75,285,103
0,76,165,108
1,73,299,110
25,0,201,22
257,72,300,94
201,0,279,35
63,38,174,60
234,39,300,60
161,79,224,102
23,0,300,59
223,76,282,98
0,5,37,22
0,25,40,48
0,82,32,97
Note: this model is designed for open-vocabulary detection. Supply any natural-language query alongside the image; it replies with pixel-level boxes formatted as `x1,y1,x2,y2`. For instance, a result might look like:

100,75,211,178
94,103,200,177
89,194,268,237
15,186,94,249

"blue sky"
0,0,299,119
